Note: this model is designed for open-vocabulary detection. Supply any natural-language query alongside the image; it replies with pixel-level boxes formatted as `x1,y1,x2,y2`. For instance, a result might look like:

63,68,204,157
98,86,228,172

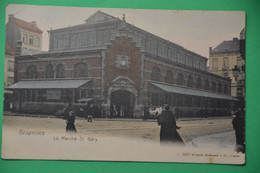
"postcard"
2,4,245,164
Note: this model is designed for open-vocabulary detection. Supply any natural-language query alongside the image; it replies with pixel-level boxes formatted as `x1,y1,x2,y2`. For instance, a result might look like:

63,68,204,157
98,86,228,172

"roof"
14,18,43,34
84,10,118,24
7,79,91,89
5,43,16,55
151,82,237,101
211,38,240,54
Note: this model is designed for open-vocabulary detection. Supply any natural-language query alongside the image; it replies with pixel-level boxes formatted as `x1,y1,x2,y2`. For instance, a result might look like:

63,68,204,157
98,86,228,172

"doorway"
110,90,135,118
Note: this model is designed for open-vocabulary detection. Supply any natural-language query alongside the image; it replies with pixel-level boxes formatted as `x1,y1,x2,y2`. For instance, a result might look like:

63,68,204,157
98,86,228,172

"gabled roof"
84,10,118,24
212,38,240,54
14,18,43,34
5,43,16,55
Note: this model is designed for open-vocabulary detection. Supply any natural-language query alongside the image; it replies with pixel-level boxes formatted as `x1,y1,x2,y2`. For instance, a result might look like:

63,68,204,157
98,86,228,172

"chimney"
31,21,37,27
8,14,14,22
209,47,212,52
233,37,239,41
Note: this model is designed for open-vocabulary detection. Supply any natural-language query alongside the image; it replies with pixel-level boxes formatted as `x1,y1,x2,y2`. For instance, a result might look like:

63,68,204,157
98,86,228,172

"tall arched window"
187,75,194,87
26,65,38,79
211,82,216,91
204,79,210,90
165,70,173,84
176,73,184,86
196,77,202,89
151,67,161,81
56,64,65,78
218,83,223,92
45,64,54,78
74,63,88,77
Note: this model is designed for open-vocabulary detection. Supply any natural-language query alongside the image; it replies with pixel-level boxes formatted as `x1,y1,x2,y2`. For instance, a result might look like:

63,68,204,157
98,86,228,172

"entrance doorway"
110,90,135,118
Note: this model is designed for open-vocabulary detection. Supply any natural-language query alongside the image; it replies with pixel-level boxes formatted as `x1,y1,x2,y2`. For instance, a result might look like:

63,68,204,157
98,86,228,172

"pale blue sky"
6,4,245,58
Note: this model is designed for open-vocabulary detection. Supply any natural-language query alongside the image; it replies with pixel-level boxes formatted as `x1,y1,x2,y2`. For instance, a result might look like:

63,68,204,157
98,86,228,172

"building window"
45,64,54,78
223,57,229,69
218,83,223,92
176,73,184,86
35,37,40,47
187,75,194,87
26,65,38,79
196,77,202,89
29,36,34,45
204,79,210,90
56,64,65,78
165,70,173,84
151,67,161,81
47,90,61,100
224,84,228,94
74,63,88,77
22,34,27,44
211,82,216,91
97,29,112,45
212,58,218,69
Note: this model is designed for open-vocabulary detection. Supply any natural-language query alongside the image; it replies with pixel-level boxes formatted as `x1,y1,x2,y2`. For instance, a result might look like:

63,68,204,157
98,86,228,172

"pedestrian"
157,105,184,145
66,111,77,133
87,104,94,122
232,108,245,153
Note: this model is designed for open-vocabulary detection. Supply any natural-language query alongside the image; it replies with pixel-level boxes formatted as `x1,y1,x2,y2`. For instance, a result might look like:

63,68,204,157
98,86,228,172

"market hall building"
7,11,236,118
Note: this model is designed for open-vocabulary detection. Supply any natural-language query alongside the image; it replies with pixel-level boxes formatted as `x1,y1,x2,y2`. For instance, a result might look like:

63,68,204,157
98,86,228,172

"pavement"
187,131,236,149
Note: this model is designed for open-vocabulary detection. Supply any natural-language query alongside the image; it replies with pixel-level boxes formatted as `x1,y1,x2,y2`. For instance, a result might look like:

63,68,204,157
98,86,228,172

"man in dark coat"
232,108,245,153
157,105,184,145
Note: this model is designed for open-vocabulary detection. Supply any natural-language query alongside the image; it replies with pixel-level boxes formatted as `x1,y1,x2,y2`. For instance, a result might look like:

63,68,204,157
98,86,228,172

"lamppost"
232,64,245,109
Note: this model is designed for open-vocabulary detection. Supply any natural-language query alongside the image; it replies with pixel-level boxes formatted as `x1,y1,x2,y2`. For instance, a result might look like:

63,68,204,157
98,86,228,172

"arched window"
56,64,65,78
211,82,216,91
204,79,210,90
187,75,194,87
224,84,228,94
165,70,173,84
74,63,88,77
218,83,223,92
176,73,184,86
196,78,202,89
151,67,161,81
26,65,38,79
45,64,54,78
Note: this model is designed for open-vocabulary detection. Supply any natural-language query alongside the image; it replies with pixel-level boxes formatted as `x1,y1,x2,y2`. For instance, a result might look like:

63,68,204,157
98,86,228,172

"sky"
6,4,245,59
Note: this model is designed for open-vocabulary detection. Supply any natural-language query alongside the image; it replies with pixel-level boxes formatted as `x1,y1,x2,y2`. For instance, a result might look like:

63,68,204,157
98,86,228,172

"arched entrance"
110,90,135,118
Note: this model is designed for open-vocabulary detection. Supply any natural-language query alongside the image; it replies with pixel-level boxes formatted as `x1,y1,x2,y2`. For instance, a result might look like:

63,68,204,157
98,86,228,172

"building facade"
209,28,245,98
5,14,43,53
8,11,235,118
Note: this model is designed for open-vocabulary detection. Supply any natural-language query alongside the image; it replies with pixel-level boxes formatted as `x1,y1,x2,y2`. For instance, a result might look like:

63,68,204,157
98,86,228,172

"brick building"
8,11,236,118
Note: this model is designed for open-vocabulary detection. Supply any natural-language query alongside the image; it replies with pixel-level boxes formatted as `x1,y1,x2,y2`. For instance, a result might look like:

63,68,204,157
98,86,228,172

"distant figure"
143,105,150,120
157,105,184,145
88,104,94,122
112,104,118,117
66,111,77,133
63,103,73,120
232,108,245,153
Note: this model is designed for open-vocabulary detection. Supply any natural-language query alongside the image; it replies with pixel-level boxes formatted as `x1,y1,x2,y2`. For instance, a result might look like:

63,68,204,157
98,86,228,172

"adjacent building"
209,28,245,99
5,14,43,54
8,11,236,118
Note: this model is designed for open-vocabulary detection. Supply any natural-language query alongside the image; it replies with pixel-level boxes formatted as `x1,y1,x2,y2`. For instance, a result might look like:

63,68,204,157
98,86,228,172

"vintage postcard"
2,4,245,164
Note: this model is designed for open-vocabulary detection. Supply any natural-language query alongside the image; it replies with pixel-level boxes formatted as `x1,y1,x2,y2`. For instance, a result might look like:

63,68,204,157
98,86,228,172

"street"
3,112,235,145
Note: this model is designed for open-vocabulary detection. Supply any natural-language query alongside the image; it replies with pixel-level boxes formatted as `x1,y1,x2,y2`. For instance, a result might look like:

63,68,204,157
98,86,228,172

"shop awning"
7,79,91,89
151,82,237,101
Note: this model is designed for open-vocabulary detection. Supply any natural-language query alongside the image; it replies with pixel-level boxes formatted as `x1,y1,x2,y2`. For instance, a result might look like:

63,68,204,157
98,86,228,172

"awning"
151,82,237,101
7,79,91,89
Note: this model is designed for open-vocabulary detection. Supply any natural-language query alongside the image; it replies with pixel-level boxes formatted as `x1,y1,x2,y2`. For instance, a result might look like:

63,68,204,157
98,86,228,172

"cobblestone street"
3,112,235,144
